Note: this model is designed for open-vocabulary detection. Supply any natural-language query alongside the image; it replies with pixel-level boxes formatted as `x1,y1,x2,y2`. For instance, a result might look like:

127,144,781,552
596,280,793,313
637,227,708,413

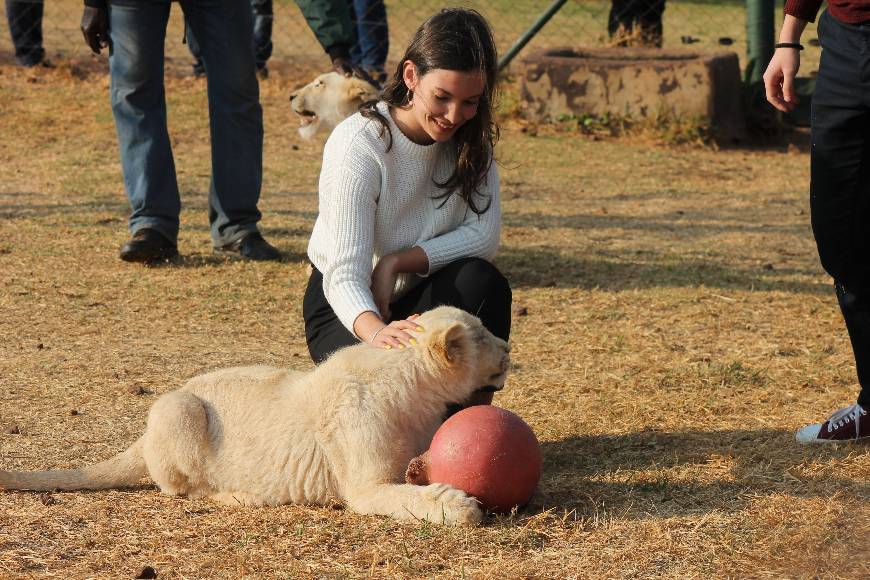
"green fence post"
744,0,775,85
498,0,569,72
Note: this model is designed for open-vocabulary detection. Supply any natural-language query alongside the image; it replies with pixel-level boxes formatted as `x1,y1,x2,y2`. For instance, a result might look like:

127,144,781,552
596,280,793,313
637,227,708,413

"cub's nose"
289,91,297,102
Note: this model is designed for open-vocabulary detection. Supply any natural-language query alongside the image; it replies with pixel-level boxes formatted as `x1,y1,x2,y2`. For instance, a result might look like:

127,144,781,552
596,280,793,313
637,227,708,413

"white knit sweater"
307,101,501,335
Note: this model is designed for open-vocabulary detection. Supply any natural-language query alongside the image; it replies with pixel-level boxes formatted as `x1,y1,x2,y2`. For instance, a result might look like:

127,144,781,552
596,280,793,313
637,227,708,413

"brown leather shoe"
795,403,869,444
214,231,282,262
119,228,178,263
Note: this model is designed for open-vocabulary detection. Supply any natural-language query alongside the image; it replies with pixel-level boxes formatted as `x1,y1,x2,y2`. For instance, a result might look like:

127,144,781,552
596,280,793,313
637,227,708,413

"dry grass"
0,61,868,579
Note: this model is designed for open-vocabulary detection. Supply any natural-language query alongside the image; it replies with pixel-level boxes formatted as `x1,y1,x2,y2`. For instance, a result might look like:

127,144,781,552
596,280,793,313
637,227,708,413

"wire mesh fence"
2,1,821,76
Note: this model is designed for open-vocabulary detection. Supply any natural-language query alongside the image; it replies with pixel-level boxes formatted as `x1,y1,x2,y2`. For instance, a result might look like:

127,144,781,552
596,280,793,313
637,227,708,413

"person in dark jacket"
79,0,368,263
763,0,870,443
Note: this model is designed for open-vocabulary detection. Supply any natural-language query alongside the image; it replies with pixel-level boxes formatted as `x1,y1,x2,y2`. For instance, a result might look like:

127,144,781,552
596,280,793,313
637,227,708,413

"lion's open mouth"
295,109,317,127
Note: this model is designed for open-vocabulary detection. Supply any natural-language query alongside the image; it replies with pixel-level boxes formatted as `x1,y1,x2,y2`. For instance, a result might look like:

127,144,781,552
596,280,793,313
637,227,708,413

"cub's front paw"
423,483,483,526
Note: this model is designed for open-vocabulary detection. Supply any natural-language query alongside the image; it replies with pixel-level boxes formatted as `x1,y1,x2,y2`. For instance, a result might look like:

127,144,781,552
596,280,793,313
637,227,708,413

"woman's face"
402,62,485,144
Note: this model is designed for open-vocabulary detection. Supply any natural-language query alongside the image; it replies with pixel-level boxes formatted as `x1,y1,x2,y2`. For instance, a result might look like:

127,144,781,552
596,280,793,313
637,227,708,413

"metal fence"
2,1,821,75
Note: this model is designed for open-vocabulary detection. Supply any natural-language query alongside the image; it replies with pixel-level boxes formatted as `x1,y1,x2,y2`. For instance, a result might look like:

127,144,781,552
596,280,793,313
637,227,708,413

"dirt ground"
0,60,867,579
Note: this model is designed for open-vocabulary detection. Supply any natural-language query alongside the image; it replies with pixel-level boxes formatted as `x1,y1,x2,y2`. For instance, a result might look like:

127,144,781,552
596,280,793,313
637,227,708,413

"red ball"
428,406,542,513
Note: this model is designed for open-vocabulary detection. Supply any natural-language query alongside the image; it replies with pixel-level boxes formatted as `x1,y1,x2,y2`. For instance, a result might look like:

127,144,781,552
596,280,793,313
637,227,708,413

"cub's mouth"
295,109,317,127
443,385,505,421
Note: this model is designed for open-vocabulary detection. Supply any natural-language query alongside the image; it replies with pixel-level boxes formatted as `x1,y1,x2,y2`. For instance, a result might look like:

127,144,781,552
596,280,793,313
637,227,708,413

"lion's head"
413,306,511,406
289,72,380,139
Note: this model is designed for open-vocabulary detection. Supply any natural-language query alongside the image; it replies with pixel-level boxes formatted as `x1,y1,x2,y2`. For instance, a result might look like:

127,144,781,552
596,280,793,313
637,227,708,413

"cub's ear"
429,322,471,367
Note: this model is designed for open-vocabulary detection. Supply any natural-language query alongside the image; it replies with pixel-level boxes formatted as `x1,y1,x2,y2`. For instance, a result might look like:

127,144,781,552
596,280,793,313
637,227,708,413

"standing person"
303,8,510,370
608,0,666,47
764,0,870,443
79,0,368,263
349,0,389,84
5,0,48,67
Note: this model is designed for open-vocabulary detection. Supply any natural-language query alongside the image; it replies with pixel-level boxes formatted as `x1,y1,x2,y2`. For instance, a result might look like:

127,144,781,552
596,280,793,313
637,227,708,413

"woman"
303,8,511,365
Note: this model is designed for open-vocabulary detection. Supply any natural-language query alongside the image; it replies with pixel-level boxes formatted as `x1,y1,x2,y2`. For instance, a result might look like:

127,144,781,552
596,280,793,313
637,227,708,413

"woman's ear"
402,60,418,91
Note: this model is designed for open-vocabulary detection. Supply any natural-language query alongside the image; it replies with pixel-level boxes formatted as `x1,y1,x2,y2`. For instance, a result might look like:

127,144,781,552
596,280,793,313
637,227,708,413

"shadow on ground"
535,429,869,519
498,245,826,294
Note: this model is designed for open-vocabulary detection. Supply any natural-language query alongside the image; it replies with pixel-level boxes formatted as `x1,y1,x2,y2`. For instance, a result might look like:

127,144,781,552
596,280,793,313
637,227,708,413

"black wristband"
775,42,804,50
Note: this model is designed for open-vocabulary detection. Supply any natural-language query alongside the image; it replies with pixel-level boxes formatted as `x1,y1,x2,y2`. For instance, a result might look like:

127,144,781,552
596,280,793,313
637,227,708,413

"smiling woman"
302,8,511,366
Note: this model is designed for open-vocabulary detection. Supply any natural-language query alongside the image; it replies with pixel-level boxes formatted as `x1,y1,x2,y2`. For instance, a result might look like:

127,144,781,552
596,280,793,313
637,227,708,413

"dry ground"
0,60,867,579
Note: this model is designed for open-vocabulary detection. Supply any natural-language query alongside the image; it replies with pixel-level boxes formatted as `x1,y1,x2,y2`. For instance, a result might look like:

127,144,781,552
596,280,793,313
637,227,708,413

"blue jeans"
186,0,271,71
108,0,263,246
5,0,44,66
350,0,388,71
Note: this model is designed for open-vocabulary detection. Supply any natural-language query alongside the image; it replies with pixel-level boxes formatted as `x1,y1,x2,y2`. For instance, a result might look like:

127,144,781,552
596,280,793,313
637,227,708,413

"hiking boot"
795,403,869,444
119,228,178,263
214,231,281,262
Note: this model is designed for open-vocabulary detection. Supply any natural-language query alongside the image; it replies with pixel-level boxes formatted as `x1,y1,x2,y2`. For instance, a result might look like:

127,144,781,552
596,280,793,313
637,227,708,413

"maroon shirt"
785,0,870,24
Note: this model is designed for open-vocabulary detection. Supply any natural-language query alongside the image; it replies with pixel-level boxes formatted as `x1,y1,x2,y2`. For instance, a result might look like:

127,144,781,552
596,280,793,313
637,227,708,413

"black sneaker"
214,231,281,261
119,228,178,263
795,403,869,444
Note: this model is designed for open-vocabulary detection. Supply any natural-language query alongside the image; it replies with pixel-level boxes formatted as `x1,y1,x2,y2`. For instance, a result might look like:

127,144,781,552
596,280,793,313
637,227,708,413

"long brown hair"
361,8,499,215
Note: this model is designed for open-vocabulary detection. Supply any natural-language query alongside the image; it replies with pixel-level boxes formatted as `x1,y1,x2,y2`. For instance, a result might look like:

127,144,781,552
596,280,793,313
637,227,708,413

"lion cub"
0,307,510,526
289,71,379,139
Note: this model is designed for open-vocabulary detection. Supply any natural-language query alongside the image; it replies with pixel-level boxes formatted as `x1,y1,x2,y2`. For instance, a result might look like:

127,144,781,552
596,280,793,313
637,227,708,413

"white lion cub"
289,71,380,139
0,307,511,526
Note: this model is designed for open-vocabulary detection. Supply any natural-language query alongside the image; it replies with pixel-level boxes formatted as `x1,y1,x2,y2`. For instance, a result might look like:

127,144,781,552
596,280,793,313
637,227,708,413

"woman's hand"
368,314,424,350
763,48,801,113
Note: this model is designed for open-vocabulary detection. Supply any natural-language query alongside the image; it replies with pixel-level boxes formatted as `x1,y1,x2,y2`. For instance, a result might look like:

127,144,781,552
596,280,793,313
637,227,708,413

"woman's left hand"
371,254,400,320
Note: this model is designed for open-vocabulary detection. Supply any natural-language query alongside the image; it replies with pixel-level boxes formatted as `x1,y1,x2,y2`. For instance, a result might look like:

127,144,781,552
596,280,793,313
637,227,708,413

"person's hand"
371,253,401,320
81,5,109,55
331,56,378,86
763,47,801,113
368,314,424,350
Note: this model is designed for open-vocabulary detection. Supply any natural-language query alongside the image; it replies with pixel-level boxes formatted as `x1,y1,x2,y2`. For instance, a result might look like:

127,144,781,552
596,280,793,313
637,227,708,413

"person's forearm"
353,310,386,343
384,246,429,275
779,14,808,43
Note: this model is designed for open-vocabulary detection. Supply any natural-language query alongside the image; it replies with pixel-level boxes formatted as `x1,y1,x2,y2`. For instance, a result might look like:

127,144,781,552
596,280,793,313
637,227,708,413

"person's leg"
608,0,638,44
303,267,359,363
636,0,665,47
350,0,388,81
181,0,265,248
184,17,205,76
391,258,512,342
5,0,45,66
108,0,180,245
250,0,273,73
796,11,870,442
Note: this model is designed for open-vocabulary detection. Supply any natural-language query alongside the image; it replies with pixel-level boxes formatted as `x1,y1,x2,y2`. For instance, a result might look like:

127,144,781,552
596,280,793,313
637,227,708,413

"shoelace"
826,403,867,434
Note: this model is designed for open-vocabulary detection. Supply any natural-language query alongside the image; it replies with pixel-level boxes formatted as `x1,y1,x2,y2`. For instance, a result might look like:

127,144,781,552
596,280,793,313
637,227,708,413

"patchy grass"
0,61,867,579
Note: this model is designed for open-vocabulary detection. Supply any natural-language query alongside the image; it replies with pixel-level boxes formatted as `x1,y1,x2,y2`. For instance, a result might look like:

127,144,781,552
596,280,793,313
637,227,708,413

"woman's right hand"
763,47,801,113
368,314,424,350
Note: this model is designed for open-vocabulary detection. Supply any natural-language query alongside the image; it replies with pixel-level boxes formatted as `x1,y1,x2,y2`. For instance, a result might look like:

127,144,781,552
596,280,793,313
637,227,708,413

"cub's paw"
423,483,483,526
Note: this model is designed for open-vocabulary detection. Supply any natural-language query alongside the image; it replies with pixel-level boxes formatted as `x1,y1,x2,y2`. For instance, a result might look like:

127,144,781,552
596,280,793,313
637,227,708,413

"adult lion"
0,307,510,526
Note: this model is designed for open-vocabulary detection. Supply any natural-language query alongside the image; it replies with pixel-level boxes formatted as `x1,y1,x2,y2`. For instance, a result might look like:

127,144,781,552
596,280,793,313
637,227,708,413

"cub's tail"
0,437,146,491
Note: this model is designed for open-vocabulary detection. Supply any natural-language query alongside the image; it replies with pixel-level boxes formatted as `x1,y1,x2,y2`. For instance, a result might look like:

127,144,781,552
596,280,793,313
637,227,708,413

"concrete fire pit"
520,47,746,140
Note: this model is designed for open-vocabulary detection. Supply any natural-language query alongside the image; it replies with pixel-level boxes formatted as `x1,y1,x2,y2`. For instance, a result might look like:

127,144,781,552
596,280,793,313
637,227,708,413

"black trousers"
5,0,44,66
303,258,512,364
608,0,665,47
811,11,870,407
